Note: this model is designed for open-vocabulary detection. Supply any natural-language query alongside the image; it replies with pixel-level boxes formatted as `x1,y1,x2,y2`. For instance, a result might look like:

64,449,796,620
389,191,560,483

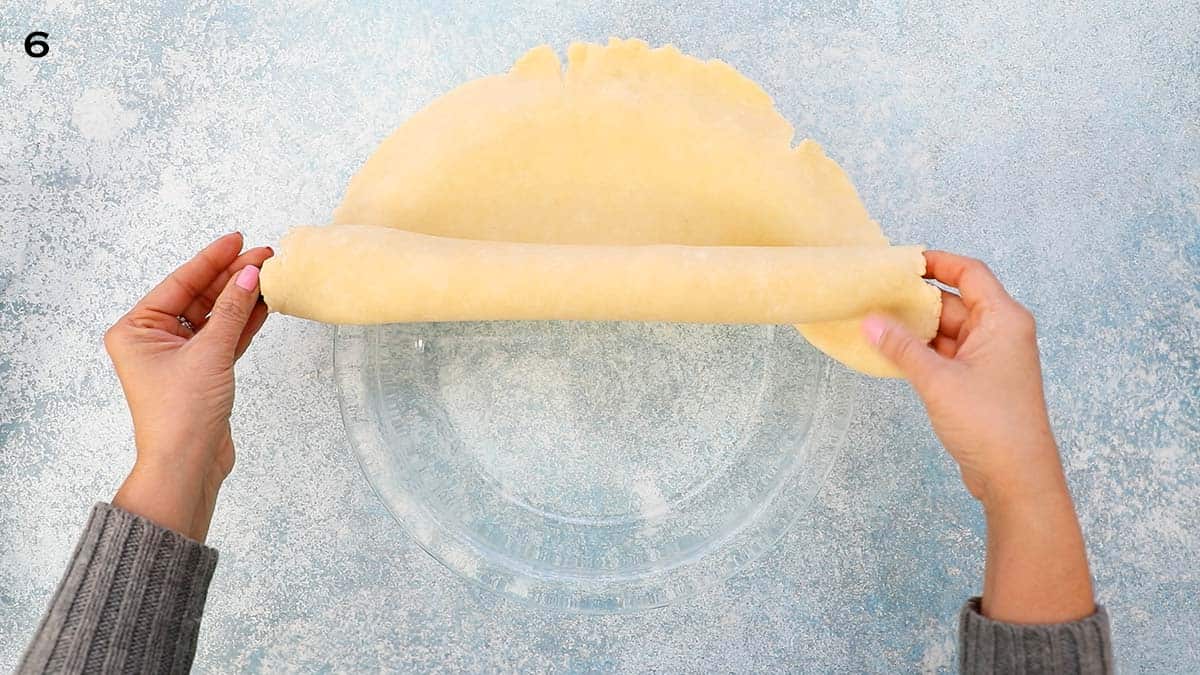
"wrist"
975,446,1071,516
133,426,222,468
113,460,221,541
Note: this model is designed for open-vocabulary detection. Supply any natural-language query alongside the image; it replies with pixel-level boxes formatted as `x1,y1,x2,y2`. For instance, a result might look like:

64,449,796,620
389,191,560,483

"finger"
861,314,946,387
923,251,1010,307
182,246,273,328
182,246,274,329
135,232,243,317
938,291,969,339
234,301,269,360
196,264,261,360
931,334,958,359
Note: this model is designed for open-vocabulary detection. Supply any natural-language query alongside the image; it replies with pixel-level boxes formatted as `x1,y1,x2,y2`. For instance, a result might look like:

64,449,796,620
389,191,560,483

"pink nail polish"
861,316,887,345
236,265,259,291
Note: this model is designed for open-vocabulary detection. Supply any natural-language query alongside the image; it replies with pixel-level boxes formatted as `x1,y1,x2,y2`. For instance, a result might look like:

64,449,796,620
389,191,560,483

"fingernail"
861,315,887,345
236,265,259,291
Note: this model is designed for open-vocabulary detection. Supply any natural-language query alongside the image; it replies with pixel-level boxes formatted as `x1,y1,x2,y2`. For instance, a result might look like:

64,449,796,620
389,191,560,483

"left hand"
105,232,271,541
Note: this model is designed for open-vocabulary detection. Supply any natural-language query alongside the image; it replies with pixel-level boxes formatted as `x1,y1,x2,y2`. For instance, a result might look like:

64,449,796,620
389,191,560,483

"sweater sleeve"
959,597,1114,674
18,503,218,674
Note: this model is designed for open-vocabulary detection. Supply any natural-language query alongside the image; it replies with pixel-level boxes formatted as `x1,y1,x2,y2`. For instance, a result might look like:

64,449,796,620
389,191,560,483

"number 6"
25,32,49,58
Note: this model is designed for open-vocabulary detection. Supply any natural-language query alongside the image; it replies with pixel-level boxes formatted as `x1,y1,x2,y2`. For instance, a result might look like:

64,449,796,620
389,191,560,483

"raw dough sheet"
261,38,941,377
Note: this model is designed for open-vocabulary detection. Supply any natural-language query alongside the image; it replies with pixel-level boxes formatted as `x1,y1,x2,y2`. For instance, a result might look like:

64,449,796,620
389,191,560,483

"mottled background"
2,0,1197,672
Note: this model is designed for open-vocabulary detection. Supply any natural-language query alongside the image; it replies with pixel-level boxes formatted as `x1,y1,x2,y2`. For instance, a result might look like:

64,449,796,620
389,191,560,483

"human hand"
861,251,1093,623
860,251,1064,510
105,232,271,541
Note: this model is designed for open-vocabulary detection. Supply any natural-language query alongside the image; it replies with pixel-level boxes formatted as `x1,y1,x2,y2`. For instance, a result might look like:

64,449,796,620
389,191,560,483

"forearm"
19,504,218,674
958,451,1112,674
980,458,1094,623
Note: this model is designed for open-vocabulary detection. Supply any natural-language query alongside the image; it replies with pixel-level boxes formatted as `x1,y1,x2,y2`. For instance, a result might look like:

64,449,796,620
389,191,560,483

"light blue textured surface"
1,1,1197,671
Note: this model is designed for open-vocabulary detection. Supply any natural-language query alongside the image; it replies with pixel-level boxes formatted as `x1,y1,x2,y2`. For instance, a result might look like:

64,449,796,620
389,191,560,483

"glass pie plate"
335,321,854,613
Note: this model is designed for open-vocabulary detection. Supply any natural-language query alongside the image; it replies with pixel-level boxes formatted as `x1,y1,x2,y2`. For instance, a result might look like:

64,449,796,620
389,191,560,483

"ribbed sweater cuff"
19,503,218,674
959,597,1114,674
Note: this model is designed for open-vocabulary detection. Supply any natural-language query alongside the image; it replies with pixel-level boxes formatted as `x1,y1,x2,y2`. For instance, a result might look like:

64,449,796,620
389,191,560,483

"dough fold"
260,225,937,326
262,38,942,377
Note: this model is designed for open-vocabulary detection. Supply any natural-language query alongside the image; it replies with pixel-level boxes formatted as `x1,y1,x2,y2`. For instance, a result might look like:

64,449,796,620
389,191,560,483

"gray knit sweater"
19,504,217,674
19,504,1114,673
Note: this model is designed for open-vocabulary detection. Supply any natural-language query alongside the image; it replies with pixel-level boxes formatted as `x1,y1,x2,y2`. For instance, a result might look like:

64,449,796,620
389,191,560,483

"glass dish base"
335,321,853,613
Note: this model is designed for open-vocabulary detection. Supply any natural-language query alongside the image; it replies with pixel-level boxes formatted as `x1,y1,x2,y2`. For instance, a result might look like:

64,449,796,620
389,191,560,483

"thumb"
198,265,260,358
861,314,944,385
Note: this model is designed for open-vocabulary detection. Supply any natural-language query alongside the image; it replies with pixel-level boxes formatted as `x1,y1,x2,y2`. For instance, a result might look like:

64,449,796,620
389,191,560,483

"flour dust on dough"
261,38,941,377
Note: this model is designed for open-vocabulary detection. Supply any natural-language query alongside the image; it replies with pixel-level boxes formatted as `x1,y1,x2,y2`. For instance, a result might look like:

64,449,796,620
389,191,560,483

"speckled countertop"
2,1,1197,672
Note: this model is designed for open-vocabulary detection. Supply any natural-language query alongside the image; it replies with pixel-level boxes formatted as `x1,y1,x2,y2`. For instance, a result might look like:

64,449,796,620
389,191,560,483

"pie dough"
262,225,930,325
260,38,941,377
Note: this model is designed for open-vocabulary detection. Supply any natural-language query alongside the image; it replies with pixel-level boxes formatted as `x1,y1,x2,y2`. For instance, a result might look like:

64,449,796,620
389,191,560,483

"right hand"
860,251,1066,511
